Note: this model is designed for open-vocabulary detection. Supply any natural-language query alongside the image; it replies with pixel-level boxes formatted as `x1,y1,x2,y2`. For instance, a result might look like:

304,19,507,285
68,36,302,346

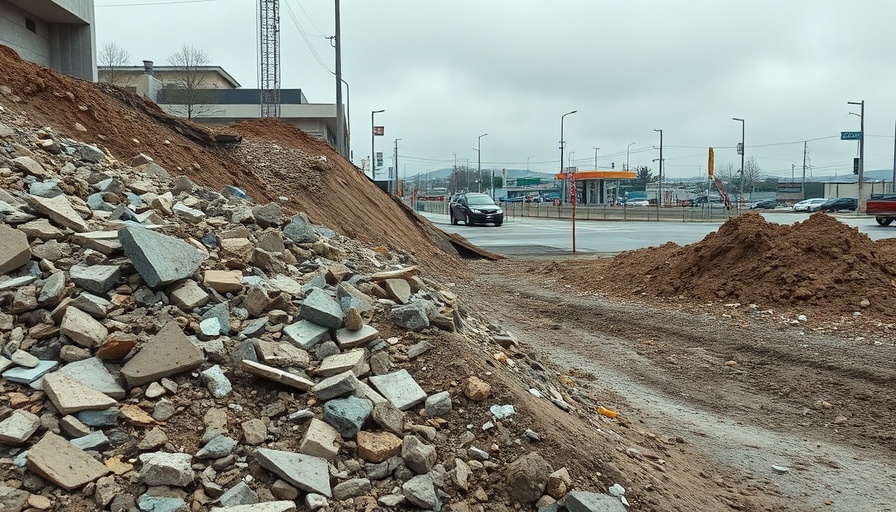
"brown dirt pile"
0,44,461,273
556,212,896,318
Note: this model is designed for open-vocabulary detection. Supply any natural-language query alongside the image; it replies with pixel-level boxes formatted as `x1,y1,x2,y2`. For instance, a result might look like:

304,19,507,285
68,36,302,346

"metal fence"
413,200,739,222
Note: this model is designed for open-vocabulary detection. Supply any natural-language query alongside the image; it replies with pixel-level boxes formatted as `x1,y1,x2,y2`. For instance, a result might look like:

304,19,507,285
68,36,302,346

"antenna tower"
259,0,281,117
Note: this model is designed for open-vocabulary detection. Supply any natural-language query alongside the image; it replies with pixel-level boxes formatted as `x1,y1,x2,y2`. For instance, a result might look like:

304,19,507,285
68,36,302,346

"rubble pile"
555,212,896,322
0,110,625,511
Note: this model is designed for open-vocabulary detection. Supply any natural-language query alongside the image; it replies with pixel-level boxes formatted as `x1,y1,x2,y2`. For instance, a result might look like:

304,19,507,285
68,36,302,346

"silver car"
792,198,828,212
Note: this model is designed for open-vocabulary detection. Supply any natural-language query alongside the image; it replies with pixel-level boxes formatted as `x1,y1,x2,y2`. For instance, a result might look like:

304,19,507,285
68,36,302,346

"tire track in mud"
462,258,896,511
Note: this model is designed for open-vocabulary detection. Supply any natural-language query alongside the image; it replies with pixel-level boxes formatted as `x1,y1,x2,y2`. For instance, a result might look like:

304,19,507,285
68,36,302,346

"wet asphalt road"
421,210,896,256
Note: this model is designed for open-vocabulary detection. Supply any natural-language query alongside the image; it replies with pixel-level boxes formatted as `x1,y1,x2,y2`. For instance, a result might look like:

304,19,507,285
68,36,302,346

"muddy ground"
456,256,896,512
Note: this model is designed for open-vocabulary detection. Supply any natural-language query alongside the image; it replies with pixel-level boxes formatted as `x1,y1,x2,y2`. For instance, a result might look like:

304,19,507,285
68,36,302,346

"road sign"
841,131,862,140
853,157,860,175
373,126,384,136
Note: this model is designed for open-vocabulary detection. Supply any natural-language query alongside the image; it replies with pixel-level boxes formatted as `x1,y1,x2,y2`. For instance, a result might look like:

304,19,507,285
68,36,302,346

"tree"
714,162,737,189
632,165,655,189
98,42,131,86
164,45,219,120
742,156,763,196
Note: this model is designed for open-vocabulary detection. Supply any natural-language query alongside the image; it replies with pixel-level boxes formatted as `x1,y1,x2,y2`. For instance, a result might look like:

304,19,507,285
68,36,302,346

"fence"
413,200,740,223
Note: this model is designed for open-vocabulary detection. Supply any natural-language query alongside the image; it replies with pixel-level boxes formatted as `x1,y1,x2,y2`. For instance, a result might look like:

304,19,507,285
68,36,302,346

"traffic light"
853,157,859,175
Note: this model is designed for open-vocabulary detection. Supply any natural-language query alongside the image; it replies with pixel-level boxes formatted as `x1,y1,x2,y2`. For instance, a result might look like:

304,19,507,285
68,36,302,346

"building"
0,0,96,81
555,170,637,204
98,61,348,153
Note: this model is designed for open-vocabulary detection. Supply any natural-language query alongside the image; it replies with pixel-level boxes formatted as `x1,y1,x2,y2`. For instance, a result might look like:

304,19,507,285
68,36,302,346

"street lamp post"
560,110,577,202
626,142,636,171
527,155,534,172
477,133,488,193
654,129,663,207
340,78,351,162
370,109,384,178
848,100,865,211
592,147,599,169
732,117,745,210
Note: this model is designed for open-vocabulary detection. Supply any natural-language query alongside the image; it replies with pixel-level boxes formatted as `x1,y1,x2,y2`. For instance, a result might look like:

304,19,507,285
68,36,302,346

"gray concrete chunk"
254,448,331,497
42,372,118,415
335,324,379,349
25,194,89,232
119,226,206,288
311,370,359,401
0,410,40,444
59,357,127,399
121,322,204,386
300,288,344,328
69,264,121,295
60,306,108,348
139,451,194,487
563,491,628,512
282,320,329,350
0,224,31,275
27,432,111,490
368,369,427,411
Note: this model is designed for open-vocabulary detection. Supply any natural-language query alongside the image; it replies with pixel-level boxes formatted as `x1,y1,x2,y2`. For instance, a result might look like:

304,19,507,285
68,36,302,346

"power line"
282,0,332,73
97,0,232,6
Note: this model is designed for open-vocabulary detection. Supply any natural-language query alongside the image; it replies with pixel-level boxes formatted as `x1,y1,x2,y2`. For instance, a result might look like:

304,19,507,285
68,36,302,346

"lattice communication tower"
259,0,281,118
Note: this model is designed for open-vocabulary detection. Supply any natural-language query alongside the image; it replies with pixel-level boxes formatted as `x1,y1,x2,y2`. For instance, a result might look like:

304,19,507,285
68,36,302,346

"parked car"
820,197,857,212
499,196,524,203
792,198,828,212
626,199,650,207
749,199,778,210
449,192,504,226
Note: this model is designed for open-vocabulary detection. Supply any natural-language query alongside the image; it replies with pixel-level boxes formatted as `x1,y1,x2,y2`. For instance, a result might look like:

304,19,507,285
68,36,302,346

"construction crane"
259,0,281,118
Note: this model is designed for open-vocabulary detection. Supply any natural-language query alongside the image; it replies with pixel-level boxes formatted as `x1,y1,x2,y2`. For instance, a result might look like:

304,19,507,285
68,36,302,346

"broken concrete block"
0,224,31,275
42,372,118,415
60,306,108,348
121,322,204,387
119,226,206,288
27,432,111,490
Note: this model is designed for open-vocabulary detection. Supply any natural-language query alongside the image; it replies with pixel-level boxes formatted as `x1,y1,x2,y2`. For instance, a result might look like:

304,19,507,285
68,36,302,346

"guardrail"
412,200,740,222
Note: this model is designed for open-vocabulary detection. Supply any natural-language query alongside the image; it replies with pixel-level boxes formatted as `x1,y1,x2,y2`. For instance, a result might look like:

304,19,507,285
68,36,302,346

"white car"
627,199,650,207
792,198,828,212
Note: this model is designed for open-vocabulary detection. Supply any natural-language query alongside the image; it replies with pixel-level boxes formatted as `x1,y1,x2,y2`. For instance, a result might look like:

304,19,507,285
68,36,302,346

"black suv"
820,197,857,212
449,192,504,226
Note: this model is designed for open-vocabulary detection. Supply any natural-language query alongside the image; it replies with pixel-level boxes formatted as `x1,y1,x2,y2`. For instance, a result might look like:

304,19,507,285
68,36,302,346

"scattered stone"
312,370,359,400
254,448,332,497
25,194,89,232
390,302,430,330
424,391,452,417
462,376,491,401
562,491,628,512
0,224,31,275
69,264,120,294
240,360,313,391
60,306,108,348
197,435,238,459
506,452,552,504
169,280,209,309
323,395,373,438
201,365,233,398
333,478,372,500
241,418,268,445
58,357,127,400
335,324,379,349
42,372,117,414
317,349,366,377
0,409,41,444
368,369,427,411
119,226,206,288
298,418,341,460
282,319,329,350
121,322,204,386
139,451,194,486
300,288,344,328
27,432,111,490
204,270,243,293
211,501,296,512
402,434,438,475
402,474,439,510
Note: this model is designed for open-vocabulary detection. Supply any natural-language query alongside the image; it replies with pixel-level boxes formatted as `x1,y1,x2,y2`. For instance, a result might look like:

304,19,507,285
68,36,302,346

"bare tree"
98,42,131,86
714,162,737,189
165,45,218,120
743,156,763,196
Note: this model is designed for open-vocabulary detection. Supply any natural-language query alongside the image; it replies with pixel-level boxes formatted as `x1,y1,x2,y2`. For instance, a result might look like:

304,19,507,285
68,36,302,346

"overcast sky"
95,0,896,180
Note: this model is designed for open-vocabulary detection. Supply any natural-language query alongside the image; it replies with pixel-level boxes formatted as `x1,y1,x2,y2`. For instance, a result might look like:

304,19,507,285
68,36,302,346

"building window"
25,18,36,33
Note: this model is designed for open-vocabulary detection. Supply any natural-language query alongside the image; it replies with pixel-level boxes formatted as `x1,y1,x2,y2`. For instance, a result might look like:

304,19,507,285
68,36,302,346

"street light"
626,142,636,171
526,155,534,172
477,133,488,193
340,78,351,161
848,100,865,211
654,129,663,207
592,147,599,169
560,110,577,202
370,109,384,178
732,117,744,210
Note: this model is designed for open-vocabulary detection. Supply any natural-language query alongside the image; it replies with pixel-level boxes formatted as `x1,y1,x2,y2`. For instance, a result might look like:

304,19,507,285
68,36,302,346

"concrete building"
0,0,96,81
98,61,347,153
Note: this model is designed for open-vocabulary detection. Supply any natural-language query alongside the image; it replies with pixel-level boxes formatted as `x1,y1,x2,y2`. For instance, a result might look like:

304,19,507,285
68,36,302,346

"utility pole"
654,129,663,207
892,120,896,193
848,100,864,211
393,139,401,195
334,0,345,158
802,141,807,199
592,147,599,169
732,118,745,211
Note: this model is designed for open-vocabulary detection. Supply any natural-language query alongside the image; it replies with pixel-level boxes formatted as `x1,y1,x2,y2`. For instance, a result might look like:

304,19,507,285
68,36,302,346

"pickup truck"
865,194,896,226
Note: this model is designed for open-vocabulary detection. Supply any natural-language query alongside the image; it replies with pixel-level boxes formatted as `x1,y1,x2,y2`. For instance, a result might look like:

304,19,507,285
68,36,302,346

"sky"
94,0,896,180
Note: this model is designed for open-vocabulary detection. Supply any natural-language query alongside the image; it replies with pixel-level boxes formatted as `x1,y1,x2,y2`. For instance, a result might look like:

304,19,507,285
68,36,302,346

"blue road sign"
841,131,862,140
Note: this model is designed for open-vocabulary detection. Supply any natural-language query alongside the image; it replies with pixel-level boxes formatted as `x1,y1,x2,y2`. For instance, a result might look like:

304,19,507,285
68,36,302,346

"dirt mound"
0,44,461,273
557,212,896,318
